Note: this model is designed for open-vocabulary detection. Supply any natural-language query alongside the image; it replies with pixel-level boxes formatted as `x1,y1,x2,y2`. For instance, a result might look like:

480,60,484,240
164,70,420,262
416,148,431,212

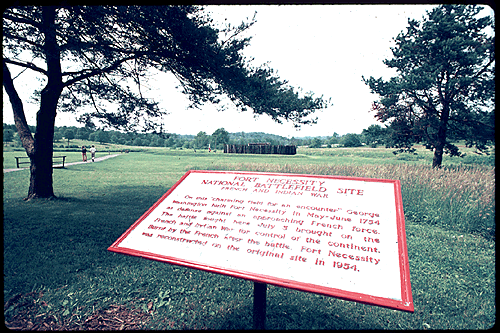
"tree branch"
85,78,106,116
3,10,43,29
2,60,36,156
219,12,256,51
3,58,47,75
62,55,138,87
2,31,44,49
471,57,495,80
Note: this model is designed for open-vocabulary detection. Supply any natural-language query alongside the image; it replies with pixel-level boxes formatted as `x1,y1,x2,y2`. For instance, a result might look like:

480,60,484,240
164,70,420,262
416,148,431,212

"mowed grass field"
3,146,495,329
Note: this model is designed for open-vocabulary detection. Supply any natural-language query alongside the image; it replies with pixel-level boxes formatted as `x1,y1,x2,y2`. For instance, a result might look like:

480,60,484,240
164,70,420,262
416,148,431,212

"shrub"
308,138,323,148
342,133,362,147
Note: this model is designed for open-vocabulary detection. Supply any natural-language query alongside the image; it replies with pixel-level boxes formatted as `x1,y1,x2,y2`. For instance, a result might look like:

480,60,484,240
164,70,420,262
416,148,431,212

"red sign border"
108,170,414,312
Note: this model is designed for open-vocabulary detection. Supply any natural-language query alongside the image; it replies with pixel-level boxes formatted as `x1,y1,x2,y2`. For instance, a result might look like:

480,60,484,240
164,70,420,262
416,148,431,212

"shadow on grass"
3,184,170,300
214,301,368,329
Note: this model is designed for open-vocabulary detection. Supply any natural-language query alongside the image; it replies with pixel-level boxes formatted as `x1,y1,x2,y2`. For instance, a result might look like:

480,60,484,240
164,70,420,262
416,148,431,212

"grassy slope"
3,149,495,329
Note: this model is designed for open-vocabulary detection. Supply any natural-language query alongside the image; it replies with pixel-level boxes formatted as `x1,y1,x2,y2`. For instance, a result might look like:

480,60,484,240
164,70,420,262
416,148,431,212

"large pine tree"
363,5,495,168
3,6,329,199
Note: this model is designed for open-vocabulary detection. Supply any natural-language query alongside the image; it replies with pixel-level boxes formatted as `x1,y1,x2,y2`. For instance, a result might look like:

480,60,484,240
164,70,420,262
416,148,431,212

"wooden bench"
15,156,67,168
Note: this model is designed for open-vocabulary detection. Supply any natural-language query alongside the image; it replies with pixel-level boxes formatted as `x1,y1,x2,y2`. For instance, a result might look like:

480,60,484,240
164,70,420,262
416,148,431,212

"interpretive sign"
108,170,414,312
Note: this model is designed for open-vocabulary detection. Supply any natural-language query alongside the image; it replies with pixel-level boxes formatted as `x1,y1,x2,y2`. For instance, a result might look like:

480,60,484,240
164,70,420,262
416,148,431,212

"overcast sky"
2,5,494,137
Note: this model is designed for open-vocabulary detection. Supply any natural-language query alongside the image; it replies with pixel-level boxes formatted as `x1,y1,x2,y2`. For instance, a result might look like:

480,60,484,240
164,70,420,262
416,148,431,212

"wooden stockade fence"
224,143,296,155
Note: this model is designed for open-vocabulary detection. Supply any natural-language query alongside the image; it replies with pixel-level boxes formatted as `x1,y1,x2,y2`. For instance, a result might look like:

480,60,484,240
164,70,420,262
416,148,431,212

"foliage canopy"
3,5,330,199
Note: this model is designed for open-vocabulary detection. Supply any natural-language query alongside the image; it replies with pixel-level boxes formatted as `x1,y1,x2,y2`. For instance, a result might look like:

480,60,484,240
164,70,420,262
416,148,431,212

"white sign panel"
109,170,413,312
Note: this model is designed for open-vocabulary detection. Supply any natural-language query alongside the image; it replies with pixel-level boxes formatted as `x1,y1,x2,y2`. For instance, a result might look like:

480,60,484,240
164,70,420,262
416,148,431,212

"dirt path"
3,154,121,173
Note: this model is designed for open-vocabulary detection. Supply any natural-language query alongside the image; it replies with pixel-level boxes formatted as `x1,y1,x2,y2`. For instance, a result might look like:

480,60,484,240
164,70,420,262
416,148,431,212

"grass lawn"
3,147,495,329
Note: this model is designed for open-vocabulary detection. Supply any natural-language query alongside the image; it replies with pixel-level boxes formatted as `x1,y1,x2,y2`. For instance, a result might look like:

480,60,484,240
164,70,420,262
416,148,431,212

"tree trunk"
3,63,56,199
23,6,64,200
432,143,444,169
26,86,61,199
4,58,60,200
432,104,450,169
3,7,63,200
27,147,56,199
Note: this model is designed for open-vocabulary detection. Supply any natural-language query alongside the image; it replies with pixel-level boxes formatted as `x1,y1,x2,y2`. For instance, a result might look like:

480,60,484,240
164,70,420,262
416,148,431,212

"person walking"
90,145,96,162
81,146,87,162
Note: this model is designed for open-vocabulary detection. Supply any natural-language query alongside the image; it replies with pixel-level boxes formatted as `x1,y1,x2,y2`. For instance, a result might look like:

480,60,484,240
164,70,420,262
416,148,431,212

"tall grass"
189,162,495,239
297,145,495,166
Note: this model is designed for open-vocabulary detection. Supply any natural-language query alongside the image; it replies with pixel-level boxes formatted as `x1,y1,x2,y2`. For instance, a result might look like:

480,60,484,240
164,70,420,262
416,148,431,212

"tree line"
4,123,411,150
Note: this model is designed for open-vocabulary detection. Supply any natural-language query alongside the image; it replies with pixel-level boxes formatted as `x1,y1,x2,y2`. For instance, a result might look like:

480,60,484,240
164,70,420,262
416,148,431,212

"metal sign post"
253,282,267,329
